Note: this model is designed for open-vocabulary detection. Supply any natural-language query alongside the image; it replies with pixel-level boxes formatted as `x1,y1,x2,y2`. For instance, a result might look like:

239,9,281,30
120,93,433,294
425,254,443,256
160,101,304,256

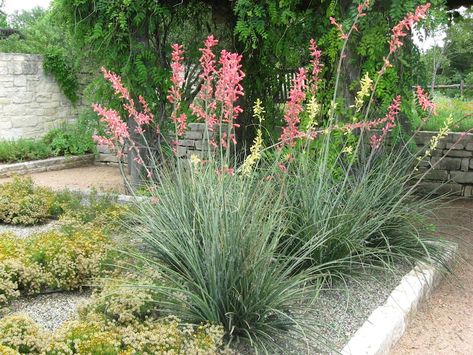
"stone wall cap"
0,52,43,60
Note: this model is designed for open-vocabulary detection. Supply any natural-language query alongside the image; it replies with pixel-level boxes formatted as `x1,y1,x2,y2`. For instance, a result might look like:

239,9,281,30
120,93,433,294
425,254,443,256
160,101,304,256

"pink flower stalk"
215,50,245,129
330,16,348,40
168,43,188,136
216,166,235,176
102,67,132,102
357,1,370,16
190,35,219,132
308,39,323,95
280,68,307,146
220,132,237,149
416,86,437,115
389,4,430,55
92,104,130,145
370,95,402,150
101,67,153,131
278,163,288,173
93,68,155,178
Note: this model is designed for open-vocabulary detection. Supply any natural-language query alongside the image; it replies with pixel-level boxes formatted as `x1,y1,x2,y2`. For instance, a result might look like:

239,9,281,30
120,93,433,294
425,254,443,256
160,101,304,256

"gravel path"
3,292,91,331
0,165,125,193
316,267,410,350
392,199,473,354
0,220,59,239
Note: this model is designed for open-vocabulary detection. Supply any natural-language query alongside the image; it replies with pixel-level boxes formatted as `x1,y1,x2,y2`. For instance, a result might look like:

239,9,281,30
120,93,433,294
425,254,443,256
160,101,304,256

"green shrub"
0,116,97,164
0,139,52,163
42,117,96,157
0,176,55,225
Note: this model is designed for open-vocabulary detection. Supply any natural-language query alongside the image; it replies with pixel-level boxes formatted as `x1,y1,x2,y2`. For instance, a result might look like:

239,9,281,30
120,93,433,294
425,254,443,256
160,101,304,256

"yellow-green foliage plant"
0,315,48,354
57,192,129,235
25,229,110,290
0,176,55,225
0,228,111,308
0,234,46,306
0,312,227,354
82,275,161,325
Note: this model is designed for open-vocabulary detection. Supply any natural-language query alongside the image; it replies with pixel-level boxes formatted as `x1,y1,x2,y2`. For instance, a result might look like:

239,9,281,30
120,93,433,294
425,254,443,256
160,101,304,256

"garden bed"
0,154,94,177
0,176,456,354
0,255,446,354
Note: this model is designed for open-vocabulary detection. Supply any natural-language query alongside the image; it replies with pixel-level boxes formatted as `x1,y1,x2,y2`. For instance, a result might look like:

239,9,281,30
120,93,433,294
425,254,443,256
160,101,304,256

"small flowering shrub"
0,177,126,228
0,344,19,355
56,192,129,235
25,230,109,290
0,176,55,225
0,315,48,354
0,299,227,354
0,228,111,308
81,272,164,325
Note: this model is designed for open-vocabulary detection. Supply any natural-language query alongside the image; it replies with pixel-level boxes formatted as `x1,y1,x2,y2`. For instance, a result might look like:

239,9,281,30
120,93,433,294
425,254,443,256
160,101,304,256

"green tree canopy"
0,1,7,28
421,6,473,95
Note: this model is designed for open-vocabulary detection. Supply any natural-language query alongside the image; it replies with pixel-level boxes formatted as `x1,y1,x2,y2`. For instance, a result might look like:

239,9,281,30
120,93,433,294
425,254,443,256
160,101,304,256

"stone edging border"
341,245,457,355
49,187,144,205
0,155,95,178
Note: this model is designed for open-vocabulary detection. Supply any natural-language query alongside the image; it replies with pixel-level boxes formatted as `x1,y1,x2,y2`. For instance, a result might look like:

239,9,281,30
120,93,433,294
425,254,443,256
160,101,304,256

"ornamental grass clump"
126,165,322,352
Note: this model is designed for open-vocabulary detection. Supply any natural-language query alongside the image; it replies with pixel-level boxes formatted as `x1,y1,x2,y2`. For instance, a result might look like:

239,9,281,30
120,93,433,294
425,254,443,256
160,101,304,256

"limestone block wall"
0,53,79,139
96,123,221,164
415,131,473,197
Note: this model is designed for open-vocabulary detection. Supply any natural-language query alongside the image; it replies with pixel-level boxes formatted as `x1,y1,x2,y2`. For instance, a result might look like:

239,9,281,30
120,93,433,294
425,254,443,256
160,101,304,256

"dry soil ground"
0,165,125,193
392,199,473,354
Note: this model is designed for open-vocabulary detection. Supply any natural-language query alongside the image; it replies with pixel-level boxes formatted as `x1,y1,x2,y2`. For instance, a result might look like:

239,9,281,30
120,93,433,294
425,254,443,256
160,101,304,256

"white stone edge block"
0,154,95,177
341,244,457,355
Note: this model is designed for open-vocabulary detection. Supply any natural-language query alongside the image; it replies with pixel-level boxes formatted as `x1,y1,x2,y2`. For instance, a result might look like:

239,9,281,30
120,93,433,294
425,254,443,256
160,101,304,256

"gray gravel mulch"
0,220,59,239
2,291,92,332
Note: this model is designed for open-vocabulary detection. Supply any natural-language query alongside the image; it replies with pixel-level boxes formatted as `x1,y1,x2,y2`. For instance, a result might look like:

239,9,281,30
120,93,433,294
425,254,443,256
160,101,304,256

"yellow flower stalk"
241,99,265,176
341,145,354,155
190,154,202,168
355,72,373,112
305,96,320,131
418,114,453,161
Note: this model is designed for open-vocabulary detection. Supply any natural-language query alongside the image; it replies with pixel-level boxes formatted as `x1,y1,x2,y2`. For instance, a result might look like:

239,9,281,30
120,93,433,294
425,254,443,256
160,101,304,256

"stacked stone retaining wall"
0,53,80,139
96,125,473,197
96,123,222,164
415,131,473,197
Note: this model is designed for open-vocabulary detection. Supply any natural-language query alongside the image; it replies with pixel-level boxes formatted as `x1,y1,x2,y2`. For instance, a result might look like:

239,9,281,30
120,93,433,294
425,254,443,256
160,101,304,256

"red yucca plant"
92,2,458,353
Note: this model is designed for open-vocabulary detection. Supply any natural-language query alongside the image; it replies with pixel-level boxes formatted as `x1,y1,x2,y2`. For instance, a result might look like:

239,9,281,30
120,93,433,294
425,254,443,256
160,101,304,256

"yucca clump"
281,146,452,280
123,163,323,352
